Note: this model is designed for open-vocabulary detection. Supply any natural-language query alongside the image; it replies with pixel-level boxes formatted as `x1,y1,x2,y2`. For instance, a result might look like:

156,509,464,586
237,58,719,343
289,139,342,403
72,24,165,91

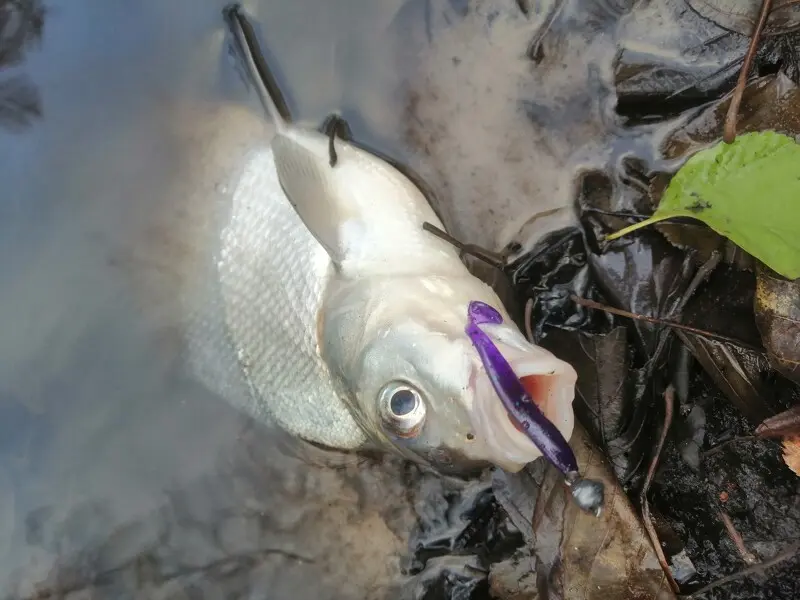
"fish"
138,5,579,477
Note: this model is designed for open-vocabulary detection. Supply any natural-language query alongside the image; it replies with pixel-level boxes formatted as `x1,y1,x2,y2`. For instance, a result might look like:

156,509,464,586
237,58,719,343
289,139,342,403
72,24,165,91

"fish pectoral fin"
272,132,349,265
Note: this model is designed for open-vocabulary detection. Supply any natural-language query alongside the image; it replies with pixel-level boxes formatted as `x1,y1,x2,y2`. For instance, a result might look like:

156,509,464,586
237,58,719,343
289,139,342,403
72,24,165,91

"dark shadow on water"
0,0,45,131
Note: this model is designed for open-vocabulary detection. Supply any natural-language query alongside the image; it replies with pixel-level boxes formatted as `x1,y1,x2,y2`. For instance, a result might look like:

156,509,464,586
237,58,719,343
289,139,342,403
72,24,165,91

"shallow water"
0,1,428,597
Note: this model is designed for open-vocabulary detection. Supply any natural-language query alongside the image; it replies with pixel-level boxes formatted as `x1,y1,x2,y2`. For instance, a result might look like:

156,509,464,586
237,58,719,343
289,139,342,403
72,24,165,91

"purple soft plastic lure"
465,301,578,474
466,300,605,516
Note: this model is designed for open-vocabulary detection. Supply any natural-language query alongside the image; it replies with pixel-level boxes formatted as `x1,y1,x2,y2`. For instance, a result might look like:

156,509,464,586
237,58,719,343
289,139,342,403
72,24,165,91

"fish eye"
378,382,427,438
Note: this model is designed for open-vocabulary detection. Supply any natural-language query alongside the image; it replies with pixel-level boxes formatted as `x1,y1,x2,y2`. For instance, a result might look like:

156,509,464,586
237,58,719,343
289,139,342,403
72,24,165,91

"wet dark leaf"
490,426,676,600
756,405,800,438
614,48,739,124
661,73,800,160
754,265,800,385
676,332,771,425
687,0,800,37
509,227,591,341
578,171,696,359
612,0,800,124
539,326,650,482
655,221,755,271
677,267,774,425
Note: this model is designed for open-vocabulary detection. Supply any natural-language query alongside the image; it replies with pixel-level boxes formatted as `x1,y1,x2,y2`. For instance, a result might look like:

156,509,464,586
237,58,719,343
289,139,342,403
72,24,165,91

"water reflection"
0,0,45,131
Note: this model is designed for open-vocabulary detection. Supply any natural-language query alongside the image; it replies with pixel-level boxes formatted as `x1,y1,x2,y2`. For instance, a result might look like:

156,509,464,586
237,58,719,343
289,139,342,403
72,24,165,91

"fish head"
325,280,578,476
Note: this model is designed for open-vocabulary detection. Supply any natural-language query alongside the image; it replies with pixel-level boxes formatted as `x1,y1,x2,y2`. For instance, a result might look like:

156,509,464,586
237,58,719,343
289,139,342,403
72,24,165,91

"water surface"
0,1,425,597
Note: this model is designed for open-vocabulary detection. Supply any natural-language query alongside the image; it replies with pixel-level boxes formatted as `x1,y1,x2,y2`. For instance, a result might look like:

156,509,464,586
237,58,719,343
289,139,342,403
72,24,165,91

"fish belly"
211,146,367,449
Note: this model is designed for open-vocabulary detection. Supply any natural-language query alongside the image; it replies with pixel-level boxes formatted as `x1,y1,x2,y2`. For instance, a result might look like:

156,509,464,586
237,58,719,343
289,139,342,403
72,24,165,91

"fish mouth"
469,334,578,473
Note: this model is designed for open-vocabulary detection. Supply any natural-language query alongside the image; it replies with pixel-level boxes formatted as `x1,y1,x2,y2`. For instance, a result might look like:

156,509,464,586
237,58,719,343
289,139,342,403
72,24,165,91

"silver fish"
174,7,580,475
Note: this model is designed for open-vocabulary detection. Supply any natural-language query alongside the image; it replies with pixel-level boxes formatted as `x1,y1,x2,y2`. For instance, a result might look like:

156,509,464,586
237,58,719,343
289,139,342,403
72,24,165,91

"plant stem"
723,0,774,143
641,386,681,594
569,295,763,352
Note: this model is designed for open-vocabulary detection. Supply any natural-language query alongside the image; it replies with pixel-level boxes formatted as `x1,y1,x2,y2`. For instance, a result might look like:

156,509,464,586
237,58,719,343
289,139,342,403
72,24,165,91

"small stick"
570,295,763,352
422,222,507,270
524,297,535,343
679,542,800,598
723,0,773,143
641,385,680,594
702,435,760,457
719,511,759,565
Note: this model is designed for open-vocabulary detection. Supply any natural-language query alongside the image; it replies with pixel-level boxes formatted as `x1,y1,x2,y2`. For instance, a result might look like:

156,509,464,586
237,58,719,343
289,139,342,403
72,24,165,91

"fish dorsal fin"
272,130,350,266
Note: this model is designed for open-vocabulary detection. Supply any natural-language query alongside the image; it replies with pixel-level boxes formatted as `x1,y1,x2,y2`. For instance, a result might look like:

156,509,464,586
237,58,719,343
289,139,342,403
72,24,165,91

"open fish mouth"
469,335,578,472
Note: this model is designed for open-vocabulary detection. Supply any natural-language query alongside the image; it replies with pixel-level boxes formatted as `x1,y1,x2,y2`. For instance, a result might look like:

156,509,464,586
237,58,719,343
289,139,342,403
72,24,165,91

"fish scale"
217,145,367,449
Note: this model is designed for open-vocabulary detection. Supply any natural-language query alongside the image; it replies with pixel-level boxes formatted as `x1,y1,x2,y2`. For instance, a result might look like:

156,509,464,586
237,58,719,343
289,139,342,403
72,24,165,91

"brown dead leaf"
782,437,800,477
662,72,800,160
754,265,800,385
491,425,676,600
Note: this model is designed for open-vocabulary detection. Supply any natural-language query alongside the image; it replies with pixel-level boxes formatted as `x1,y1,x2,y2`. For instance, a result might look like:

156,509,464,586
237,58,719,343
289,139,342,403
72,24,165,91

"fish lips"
468,334,578,473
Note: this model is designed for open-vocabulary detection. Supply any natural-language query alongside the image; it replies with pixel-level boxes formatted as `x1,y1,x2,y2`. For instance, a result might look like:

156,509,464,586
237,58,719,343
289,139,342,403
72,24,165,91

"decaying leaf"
687,0,800,37
676,268,774,425
661,73,800,161
490,425,676,600
577,171,696,359
607,131,800,280
676,331,772,425
540,327,650,482
782,436,800,476
754,265,800,385
755,405,800,438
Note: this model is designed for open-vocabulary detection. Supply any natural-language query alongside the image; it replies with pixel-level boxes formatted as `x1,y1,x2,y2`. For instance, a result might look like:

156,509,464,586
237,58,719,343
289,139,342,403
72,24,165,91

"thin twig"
680,542,800,599
719,511,759,565
570,295,763,352
723,0,774,143
702,435,760,457
524,297,535,343
421,222,506,270
640,385,681,595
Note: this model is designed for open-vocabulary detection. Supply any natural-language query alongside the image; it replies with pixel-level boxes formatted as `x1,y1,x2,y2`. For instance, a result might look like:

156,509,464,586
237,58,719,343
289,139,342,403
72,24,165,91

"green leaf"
606,131,800,279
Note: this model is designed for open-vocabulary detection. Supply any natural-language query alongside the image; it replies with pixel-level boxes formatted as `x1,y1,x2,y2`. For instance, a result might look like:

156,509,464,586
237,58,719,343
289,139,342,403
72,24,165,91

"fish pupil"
390,389,417,416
